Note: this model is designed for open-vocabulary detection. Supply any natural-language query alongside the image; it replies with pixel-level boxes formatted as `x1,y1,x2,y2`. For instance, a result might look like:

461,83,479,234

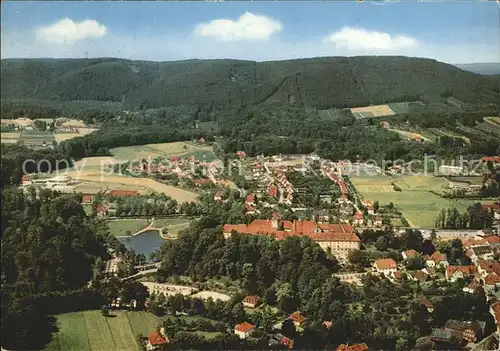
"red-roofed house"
199,137,205,144
242,295,261,309
246,193,255,205
477,260,500,278
281,336,294,349
422,297,435,313
402,249,418,261
390,271,403,282
234,322,255,339
490,301,500,335
82,195,93,204
288,311,307,328
322,320,333,329
146,330,169,350
484,235,500,246
446,265,477,282
463,279,484,295
336,343,369,351
425,251,449,268
268,185,278,199
374,216,382,227
373,258,397,275
194,178,213,187
222,219,360,259
236,151,246,159
484,273,500,291
353,212,364,226
96,205,108,218
21,175,32,186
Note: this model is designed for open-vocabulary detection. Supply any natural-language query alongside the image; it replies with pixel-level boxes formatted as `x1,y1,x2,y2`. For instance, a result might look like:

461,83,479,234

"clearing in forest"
350,104,395,118
110,141,217,162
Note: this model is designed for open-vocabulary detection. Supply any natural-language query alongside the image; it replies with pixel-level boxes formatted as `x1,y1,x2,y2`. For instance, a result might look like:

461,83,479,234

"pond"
118,230,167,257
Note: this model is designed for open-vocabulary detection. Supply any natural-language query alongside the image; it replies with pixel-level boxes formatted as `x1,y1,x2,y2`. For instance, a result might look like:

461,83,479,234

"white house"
373,258,397,276
234,322,256,339
425,252,449,268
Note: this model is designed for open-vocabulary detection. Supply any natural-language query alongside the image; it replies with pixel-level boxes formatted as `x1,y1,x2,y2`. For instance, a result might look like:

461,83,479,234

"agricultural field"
111,141,217,162
0,117,35,127
18,130,56,148
445,176,484,185
350,174,481,228
484,116,500,126
427,128,471,144
387,101,424,114
350,104,395,118
106,219,150,237
153,217,192,237
0,132,20,144
54,128,98,143
44,310,159,351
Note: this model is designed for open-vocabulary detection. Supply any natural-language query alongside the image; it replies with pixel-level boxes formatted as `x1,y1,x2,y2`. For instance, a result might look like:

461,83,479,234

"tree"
347,249,370,267
375,236,389,251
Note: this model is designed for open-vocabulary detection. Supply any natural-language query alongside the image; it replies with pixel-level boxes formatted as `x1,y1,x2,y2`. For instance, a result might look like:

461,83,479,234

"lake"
118,229,167,257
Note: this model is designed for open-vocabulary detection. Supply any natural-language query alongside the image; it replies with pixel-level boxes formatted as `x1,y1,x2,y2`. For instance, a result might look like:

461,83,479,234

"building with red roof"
81,194,94,204
246,193,255,205
96,205,108,218
21,174,32,186
421,297,434,313
234,322,255,339
268,185,278,198
146,330,169,350
424,251,449,268
242,295,261,309
236,151,246,158
194,178,213,187
288,311,307,328
373,258,397,275
223,219,360,258
353,212,364,226
336,343,369,351
446,265,476,282
374,216,382,227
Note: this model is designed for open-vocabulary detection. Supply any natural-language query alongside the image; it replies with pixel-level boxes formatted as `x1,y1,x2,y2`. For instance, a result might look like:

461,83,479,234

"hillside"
2,56,500,111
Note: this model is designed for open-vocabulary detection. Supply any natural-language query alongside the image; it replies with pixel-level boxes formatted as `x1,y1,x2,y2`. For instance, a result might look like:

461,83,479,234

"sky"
1,1,499,64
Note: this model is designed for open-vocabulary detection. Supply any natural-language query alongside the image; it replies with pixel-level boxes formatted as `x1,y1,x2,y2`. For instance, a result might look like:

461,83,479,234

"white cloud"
36,18,107,44
326,27,419,51
194,12,282,41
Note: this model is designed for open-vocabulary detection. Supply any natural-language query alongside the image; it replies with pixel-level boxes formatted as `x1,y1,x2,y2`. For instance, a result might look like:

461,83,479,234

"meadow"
44,310,159,351
107,219,151,237
44,311,221,351
350,174,482,228
110,141,217,162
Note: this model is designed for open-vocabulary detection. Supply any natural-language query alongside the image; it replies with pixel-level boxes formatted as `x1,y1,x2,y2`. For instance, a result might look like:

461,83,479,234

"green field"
110,141,217,162
44,310,159,351
350,174,482,228
107,219,150,237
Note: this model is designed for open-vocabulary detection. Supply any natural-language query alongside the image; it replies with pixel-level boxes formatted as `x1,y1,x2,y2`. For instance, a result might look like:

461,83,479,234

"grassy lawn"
44,310,160,351
106,219,150,237
110,141,216,162
350,174,482,228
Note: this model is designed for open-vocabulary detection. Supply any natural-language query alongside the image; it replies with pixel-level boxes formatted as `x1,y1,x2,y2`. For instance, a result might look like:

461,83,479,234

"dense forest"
2,57,499,110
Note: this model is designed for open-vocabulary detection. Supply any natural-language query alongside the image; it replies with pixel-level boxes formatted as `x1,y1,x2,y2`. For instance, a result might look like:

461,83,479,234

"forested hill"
2,56,500,110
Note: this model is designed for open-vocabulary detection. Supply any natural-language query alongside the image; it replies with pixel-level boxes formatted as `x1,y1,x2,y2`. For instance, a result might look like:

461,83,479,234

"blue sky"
1,1,499,63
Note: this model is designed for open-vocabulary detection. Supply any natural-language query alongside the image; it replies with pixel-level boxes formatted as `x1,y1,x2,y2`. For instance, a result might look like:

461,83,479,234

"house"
446,265,477,282
380,121,390,129
444,319,486,343
96,205,108,218
462,238,489,249
477,260,500,278
322,320,333,329
490,301,500,335
390,270,403,282
466,246,495,263
484,273,500,291
280,336,294,349
353,212,364,226
268,185,279,199
363,200,375,215
438,165,464,176
374,216,382,227
21,175,32,186
402,249,419,261
82,194,94,204
146,329,170,350
213,191,223,202
421,267,436,277
245,193,255,206
234,322,255,339
199,137,205,144
373,258,397,276
194,178,213,187
484,235,500,246
463,279,484,294
242,295,261,309
410,270,428,283
336,343,369,351
424,251,449,268
223,220,360,259
421,297,434,313
288,311,307,328
236,151,247,159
